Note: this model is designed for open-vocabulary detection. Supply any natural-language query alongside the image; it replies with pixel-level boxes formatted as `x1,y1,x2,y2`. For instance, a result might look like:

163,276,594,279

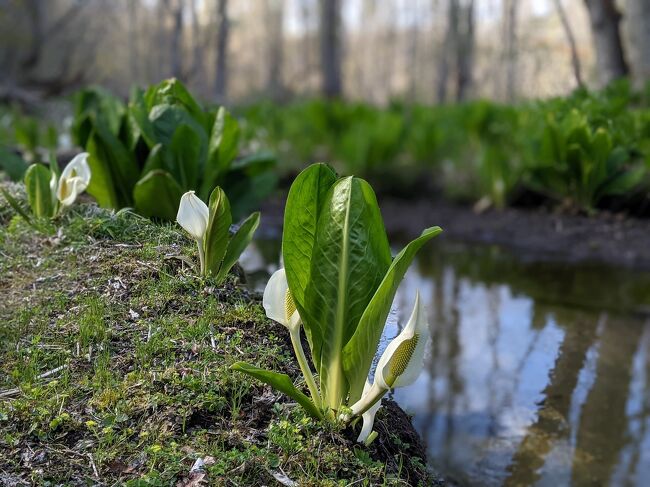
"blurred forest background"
1,0,649,107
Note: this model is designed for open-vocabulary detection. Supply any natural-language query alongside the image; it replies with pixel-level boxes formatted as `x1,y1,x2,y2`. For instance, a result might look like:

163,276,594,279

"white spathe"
176,191,209,241
356,380,381,443
374,291,429,389
263,268,301,331
57,152,91,207
348,292,430,418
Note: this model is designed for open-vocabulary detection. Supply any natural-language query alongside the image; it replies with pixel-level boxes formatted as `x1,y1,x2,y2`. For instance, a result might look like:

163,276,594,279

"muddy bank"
260,195,650,272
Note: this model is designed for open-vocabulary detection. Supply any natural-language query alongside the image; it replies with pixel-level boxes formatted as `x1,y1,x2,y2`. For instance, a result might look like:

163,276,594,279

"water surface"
241,238,650,487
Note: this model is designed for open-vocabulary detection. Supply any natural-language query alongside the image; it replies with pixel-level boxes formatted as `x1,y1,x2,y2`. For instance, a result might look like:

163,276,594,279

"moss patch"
0,202,434,486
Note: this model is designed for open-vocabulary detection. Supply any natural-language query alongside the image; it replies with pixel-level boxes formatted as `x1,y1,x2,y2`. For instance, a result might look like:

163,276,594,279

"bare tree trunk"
265,0,285,99
502,0,519,101
437,0,459,103
169,0,184,79
127,0,139,84
456,0,475,101
625,0,650,83
553,0,584,88
22,0,44,70
319,0,342,98
407,7,420,101
215,0,229,101
583,0,629,86
188,0,204,85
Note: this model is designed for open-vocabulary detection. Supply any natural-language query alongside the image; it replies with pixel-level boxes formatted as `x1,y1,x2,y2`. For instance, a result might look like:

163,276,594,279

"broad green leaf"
72,87,125,146
598,165,646,197
343,226,442,402
128,95,157,149
200,108,240,199
24,164,54,218
86,126,139,208
86,135,120,208
170,124,201,190
230,362,322,419
216,211,260,283
204,186,232,276
0,146,28,181
303,177,392,410
145,79,207,129
282,163,337,313
133,170,184,220
141,144,168,175
149,104,208,154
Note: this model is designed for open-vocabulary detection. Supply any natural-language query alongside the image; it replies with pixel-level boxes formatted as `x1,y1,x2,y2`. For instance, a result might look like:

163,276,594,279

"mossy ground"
0,198,433,486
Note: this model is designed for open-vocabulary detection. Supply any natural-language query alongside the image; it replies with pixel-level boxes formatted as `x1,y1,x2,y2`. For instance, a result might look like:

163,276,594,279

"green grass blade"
1,187,36,227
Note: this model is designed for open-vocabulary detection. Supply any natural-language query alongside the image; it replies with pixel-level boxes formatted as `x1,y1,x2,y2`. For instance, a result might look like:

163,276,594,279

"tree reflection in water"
240,238,650,487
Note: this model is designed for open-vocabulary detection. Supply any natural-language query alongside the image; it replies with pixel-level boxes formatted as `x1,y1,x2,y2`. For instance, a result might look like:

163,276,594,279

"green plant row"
238,80,650,212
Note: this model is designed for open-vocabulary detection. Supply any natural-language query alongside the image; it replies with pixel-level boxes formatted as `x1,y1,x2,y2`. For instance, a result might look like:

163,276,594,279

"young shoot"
176,187,260,282
2,152,91,222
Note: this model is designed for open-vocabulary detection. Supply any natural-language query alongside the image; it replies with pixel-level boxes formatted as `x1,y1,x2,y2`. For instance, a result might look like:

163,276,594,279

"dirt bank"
0,202,440,486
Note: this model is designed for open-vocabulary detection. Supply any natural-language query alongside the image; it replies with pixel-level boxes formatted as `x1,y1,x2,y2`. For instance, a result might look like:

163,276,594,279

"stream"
240,236,650,487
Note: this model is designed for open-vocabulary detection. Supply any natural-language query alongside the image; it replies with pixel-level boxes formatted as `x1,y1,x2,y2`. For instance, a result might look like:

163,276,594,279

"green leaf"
133,170,184,220
149,104,208,154
170,124,201,190
230,362,322,420
204,186,232,276
201,107,240,200
141,144,168,175
282,163,337,315
216,211,260,283
0,146,29,181
303,177,392,410
128,94,157,149
24,164,55,218
145,78,207,129
342,226,442,402
85,135,119,208
86,126,139,208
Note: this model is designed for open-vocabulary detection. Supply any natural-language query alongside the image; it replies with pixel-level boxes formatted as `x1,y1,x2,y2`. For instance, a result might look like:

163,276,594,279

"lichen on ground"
0,198,434,486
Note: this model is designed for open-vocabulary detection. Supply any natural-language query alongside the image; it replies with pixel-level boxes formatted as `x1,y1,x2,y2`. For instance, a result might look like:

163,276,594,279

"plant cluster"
239,80,650,212
72,79,277,220
1,153,90,223
0,105,58,181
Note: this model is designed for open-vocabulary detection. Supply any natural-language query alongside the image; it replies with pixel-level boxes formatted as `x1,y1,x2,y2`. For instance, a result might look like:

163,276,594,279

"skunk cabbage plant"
232,163,441,440
72,80,276,221
2,153,91,221
176,188,260,281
